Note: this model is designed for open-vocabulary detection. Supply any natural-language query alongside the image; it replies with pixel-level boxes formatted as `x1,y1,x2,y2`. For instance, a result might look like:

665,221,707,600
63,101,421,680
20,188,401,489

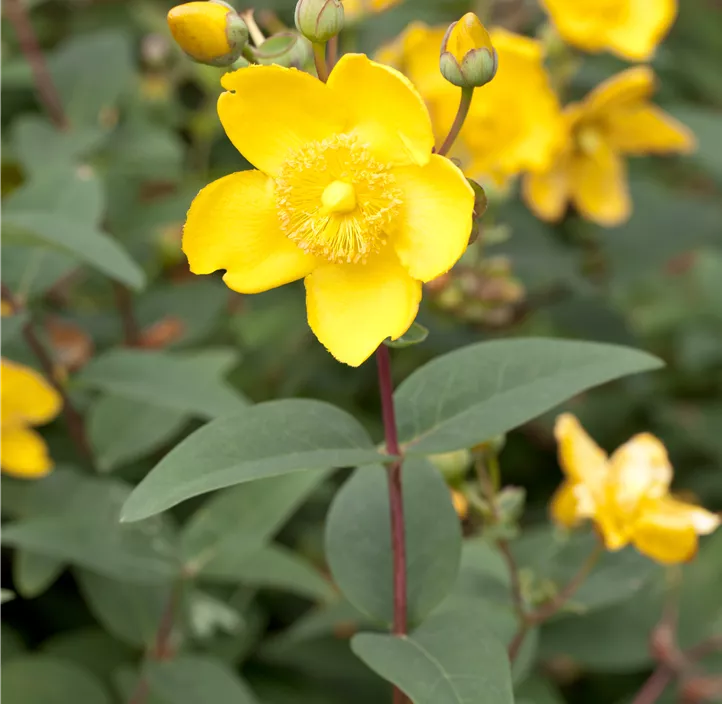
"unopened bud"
254,32,313,68
295,0,344,44
450,489,469,519
440,13,497,89
167,1,248,67
428,449,472,482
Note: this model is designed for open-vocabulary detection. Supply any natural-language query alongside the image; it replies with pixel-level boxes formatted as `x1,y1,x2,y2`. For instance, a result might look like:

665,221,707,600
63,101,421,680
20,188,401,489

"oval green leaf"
395,339,663,455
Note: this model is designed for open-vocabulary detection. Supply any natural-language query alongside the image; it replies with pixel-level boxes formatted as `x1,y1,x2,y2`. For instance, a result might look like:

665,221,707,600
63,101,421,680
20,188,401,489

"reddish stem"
113,282,140,346
4,0,68,129
630,666,674,704
376,345,408,704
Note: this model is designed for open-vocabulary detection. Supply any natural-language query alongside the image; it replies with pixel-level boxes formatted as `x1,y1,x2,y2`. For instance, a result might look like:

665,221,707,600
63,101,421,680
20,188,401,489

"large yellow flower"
182,55,474,366
377,24,563,184
523,66,695,227
540,0,677,61
1,359,62,479
551,414,720,565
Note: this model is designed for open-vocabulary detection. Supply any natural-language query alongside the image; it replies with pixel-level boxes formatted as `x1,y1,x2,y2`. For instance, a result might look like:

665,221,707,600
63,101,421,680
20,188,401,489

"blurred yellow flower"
523,66,695,227
377,24,563,183
342,0,402,22
182,56,474,366
540,0,677,61
451,489,469,519
1,359,62,479
551,414,720,564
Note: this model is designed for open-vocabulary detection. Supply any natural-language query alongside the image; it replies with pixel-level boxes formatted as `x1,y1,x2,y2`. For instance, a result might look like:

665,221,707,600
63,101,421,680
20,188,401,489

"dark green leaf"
145,656,259,704
325,459,462,625
2,656,111,704
351,609,513,704
88,395,188,473
78,349,246,420
13,551,64,598
395,339,663,455
122,400,385,522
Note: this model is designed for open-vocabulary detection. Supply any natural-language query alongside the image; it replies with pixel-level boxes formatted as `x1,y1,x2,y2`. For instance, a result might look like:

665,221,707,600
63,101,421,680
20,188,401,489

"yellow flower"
551,414,720,564
540,0,677,61
342,0,402,22
1,359,62,479
182,55,474,366
523,67,695,227
167,1,248,66
377,25,564,183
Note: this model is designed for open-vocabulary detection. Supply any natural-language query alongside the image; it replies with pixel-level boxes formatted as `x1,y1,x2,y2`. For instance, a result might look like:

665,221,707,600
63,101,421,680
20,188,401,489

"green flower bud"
167,1,248,67
253,32,313,68
428,449,473,482
440,12,498,89
294,0,344,44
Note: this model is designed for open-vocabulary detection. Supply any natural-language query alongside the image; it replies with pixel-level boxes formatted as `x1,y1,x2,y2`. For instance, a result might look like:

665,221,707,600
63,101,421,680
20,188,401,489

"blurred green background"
2,0,722,703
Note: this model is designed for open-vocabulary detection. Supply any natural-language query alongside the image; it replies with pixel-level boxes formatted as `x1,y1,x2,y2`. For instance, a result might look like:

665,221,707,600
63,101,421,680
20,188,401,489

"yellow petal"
444,12,494,63
583,66,655,118
304,253,421,366
182,170,317,293
596,510,632,552
554,413,608,488
569,138,630,227
1,426,53,478
391,154,474,282
522,159,570,222
608,433,672,518
218,66,346,176
604,106,696,155
1,359,61,427
605,0,677,61
327,54,434,167
631,496,719,564
550,481,586,527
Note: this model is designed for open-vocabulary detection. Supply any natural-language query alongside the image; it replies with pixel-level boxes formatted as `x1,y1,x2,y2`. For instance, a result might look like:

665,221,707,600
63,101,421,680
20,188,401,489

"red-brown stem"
127,582,182,704
327,34,339,71
4,0,68,130
313,42,329,82
113,282,140,346
437,87,473,156
375,344,408,704
630,666,674,704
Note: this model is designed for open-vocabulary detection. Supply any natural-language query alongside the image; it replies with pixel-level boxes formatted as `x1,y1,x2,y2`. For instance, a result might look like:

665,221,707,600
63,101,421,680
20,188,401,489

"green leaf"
515,677,565,704
2,212,144,290
0,246,77,301
325,459,462,625
384,322,429,349
41,628,134,683
77,349,246,420
1,311,28,345
351,609,513,704
1,466,86,520
49,31,133,127
12,116,108,175
88,395,188,473
1,476,178,583
1,589,16,604
182,470,330,573
203,544,335,602
2,656,111,704
122,400,386,522
145,656,259,704
13,551,65,598
396,339,663,455
76,570,171,648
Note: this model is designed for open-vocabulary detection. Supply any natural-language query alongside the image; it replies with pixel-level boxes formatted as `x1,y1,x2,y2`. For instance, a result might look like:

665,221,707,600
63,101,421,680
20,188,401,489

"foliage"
2,1,722,704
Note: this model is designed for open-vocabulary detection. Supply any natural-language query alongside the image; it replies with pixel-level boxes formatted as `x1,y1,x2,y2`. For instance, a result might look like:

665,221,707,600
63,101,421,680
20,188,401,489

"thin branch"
630,665,674,704
113,282,140,346
4,0,68,129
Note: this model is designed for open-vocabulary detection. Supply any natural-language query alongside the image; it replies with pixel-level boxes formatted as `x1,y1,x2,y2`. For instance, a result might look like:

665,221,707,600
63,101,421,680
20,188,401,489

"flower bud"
167,1,249,67
428,449,472,482
295,0,344,44
440,12,498,89
254,32,313,68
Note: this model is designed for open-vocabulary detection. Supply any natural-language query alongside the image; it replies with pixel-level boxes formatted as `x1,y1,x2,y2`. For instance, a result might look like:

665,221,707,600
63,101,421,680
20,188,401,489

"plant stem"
113,282,140,346
127,581,183,704
4,0,68,130
375,344,408,704
313,42,329,82
437,87,474,156
327,34,339,71
630,666,674,704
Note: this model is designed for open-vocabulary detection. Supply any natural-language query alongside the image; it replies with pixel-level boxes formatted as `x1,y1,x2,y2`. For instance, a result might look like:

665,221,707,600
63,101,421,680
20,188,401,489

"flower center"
275,134,402,264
